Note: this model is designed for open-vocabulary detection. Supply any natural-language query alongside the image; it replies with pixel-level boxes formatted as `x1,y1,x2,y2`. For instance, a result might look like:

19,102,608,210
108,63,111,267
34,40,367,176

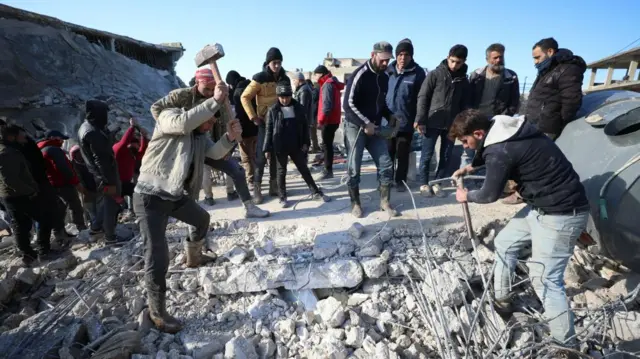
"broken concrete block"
68,259,99,279
349,223,364,239
91,330,141,359
316,297,346,328
421,268,467,307
15,267,39,286
379,226,394,242
345,327,366,348
256,338,276,358
608,311,640,342
275,318,295,341
285,259,364,290
224,336,258,359
47,256,78,271
360,257,388,279
0,279,16,303
285,289,318,311
225,246,248,265
474,244,494,263
337,240,356,256
347,293,369,306
313,242,338,260
355,237,383,257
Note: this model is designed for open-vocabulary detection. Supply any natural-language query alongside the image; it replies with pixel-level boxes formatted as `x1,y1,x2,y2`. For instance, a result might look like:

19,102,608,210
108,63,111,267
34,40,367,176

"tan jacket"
240,67,291,120
137,97,236,200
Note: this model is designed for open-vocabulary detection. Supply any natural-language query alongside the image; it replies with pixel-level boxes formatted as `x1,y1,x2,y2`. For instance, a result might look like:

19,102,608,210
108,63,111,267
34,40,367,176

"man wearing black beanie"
386,38,426,191
241,47,291,204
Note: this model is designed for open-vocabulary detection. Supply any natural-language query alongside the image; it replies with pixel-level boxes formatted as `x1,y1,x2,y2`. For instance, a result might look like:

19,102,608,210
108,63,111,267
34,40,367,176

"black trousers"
275,150,320,199
387,132,413,184
4,194,53,256
321,124,339,172
56,185,86,230
133,193,210,293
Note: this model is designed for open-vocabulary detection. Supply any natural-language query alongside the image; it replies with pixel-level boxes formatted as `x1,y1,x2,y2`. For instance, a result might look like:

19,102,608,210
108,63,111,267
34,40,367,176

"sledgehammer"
194,43,235,123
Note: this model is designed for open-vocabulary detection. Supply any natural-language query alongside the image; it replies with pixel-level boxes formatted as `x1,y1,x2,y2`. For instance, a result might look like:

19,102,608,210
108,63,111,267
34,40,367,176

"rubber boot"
243,201,270,218
268,180,278,197
148,290,183,334
380,185,400,217
184,239,215,268
348,187,363,218
253,185,263,204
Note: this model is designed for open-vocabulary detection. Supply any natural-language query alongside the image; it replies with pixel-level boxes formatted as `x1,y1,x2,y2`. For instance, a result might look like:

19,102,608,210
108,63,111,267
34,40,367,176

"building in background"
586,46,640,93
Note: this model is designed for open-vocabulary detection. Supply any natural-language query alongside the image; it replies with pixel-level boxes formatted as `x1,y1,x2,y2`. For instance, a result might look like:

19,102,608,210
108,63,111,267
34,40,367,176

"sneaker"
420,185,433,197
432,184,445,197
279,198,290,208
227,191,239,201
312,192,331,203
203,197,215,206
315,170,334,181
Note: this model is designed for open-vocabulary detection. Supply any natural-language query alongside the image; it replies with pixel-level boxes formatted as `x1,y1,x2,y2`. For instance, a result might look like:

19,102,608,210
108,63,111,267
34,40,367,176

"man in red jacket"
37,130,87,231
113,118,148,215
313,65,345,180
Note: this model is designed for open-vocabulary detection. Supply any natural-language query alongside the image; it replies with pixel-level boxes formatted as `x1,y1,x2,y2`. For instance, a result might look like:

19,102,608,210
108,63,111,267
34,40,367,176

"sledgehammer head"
194,43,225,67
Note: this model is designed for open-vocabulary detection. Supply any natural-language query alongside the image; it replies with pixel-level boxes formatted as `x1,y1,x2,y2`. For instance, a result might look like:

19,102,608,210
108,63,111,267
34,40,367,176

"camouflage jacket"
150,86,231,141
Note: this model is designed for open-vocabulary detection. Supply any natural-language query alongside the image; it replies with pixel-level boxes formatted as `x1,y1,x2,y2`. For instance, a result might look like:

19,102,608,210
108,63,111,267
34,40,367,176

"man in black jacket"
292,72,319,153
78,100,122,244
263,84,329,208
308,79,320,153
526,37,586,139
451,109,589,351
0,123,54,265
415,44,470,197
342,41,400,218
234,76,260,191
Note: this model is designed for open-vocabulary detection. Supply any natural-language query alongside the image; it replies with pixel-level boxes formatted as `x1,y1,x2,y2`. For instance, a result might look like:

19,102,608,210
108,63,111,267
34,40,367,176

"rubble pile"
0,218,639,359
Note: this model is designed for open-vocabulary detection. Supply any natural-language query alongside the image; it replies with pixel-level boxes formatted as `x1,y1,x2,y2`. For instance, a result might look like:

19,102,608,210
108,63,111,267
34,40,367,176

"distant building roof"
587,46,640,69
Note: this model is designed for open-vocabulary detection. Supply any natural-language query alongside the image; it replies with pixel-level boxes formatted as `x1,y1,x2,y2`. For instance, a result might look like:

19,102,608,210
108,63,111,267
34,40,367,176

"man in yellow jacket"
241,47,291,204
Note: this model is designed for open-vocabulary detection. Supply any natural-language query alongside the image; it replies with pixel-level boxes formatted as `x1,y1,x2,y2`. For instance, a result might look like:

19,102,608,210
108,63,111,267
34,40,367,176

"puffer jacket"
136,97,236,201
416,60,470,130
240,66,291,120
0,141,38,198
525,48,586,136
37,138,80,187
78,100,120,189
263,100,310,154
386,60,427,133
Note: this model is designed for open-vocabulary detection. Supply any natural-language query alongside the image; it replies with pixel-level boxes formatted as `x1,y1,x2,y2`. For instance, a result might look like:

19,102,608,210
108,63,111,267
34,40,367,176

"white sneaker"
420,185,433,197
432,184,446,197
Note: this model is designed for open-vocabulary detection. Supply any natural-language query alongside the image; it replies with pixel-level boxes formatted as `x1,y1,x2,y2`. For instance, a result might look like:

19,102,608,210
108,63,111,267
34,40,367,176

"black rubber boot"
379,185,400,217
348,187,363,218
148,290,183,334
253,185,263,204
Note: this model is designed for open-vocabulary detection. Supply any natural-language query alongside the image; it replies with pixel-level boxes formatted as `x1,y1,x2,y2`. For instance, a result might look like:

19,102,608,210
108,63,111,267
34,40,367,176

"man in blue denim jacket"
451,109,589,352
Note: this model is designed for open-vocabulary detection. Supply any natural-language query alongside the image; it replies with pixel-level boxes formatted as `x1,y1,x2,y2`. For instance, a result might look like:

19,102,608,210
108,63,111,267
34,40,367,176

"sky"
4,0,640,92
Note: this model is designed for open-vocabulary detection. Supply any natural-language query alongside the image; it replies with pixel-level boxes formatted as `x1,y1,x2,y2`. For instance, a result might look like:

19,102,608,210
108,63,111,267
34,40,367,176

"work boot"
148,290,183,334
348,187,363,218
21,252,37,267
184,239,215,268
312,191,331,203
52,231,73,250
203,197,215,206
420,184,433,197
315,170,334,181
279,197,290,208
227,191,239,201
243,201,270,218
269,181,278,197
379,185,400,217
432,183,445,198
253,185,263,204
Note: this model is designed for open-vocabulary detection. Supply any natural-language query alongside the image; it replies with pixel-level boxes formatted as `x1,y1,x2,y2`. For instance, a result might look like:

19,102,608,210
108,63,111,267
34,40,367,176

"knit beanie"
313,65,330,76
396,39,414,56
266,47,283,64
276,83,292,97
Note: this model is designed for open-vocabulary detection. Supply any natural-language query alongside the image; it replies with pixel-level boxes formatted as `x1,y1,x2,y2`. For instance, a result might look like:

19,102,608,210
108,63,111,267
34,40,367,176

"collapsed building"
0,3,185,138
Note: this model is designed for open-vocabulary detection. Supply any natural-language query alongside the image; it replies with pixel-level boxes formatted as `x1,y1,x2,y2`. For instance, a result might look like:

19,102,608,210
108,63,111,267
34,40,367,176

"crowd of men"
0,35,591,356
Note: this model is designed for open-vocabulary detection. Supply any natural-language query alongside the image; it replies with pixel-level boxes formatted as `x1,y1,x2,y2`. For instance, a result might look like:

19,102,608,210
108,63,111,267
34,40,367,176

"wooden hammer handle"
207,61,235,121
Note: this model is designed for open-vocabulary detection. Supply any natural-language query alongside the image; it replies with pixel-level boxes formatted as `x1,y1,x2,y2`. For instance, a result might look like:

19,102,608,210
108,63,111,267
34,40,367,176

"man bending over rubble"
451,109,589,351
134,82,242,333
151,68,268,219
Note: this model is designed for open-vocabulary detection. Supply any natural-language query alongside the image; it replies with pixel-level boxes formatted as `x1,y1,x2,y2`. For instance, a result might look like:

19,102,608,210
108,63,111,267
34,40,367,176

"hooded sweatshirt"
467,115,588,214
113,126,148,183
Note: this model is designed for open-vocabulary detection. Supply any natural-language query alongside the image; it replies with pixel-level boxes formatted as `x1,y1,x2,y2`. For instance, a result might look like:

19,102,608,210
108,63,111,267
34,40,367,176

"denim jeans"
92,192,120,242
419,128,454,185
343,121,393,189
493,206,588,344
204,158,252,202
255,123,277,186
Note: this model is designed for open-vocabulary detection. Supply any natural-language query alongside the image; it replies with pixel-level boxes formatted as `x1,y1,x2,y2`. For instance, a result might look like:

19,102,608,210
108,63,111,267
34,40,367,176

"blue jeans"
419,128,454,185
343,121,393,189
493,206,588,344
